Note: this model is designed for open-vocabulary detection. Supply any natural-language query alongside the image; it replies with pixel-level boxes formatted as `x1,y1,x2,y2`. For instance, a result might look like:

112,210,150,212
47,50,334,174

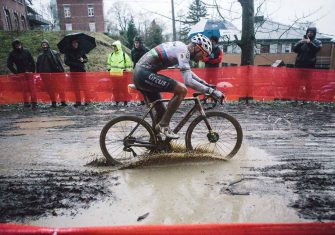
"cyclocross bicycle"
100,84,243,165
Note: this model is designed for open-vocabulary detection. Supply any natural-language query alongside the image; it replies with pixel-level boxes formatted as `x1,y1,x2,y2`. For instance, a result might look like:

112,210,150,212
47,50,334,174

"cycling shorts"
132,67,178,102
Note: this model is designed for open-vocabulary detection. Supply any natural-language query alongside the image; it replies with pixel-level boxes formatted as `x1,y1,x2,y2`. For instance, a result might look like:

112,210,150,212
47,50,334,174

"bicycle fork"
196,99,220,143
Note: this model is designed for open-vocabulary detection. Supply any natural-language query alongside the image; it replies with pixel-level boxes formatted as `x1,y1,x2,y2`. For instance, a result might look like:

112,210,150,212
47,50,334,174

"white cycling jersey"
136,41,209,93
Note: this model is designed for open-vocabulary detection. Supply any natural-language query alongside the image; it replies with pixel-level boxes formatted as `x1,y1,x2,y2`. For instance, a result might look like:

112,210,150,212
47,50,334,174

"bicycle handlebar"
192,84,224,108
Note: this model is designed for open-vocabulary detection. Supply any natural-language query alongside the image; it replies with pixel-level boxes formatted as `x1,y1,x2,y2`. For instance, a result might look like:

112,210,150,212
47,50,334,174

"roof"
188,17,335,42
255,19,334,41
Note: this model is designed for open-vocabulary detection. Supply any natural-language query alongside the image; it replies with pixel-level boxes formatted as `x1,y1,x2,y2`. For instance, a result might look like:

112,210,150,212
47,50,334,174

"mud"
0,101,334,224
0,169,114,223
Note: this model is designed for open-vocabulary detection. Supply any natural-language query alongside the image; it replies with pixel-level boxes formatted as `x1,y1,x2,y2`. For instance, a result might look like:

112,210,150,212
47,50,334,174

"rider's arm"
178,49,210,93
181,68,210,93
191,71,209,86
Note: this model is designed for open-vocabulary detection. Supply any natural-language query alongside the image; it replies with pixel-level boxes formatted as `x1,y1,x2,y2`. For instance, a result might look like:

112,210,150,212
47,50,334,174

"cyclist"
132,34,224,139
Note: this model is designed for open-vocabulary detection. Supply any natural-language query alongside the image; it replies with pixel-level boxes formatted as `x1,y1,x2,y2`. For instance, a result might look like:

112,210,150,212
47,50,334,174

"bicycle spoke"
100,116,156,164
186,112,242,159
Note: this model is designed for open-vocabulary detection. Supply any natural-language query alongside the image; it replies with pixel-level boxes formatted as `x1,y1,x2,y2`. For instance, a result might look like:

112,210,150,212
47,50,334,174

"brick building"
57,0,104,32
0,0,28,31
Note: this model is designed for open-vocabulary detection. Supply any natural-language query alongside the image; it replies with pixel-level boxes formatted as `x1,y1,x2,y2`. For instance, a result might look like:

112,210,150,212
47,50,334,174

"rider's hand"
208,88,224,103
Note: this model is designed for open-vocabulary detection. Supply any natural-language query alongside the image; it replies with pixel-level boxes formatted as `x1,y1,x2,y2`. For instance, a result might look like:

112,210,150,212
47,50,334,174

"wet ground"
0,101,334,226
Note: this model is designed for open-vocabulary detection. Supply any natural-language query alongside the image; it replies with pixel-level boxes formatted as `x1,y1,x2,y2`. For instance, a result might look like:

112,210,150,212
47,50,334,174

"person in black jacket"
131,36,149,68
36,39,67,108
293,27,322,68
131,36,149,105
64,39,91,107
7,39,37,109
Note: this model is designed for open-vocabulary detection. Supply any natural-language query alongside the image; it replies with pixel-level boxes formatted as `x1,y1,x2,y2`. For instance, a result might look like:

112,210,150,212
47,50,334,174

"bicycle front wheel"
185,112,243,159
100,116,157,165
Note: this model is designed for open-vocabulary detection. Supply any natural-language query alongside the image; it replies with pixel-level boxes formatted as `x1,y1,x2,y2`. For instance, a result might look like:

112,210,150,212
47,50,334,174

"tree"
237,0,255,65
146,20,163,48
126,17,138,48
187,0,208,24
106,2,132,35
178,0,208,42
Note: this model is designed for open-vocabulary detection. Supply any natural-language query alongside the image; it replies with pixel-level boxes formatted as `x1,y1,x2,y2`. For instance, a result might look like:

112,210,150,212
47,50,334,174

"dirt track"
0,101,334,224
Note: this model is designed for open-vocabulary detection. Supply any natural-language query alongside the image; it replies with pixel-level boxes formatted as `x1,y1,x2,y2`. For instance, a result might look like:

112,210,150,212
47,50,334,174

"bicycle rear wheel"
100,116,156,164
185,112,243,159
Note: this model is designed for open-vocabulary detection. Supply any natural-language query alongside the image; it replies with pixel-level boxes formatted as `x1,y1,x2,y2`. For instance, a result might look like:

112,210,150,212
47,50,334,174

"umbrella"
57,32,96,54
188,18,240,40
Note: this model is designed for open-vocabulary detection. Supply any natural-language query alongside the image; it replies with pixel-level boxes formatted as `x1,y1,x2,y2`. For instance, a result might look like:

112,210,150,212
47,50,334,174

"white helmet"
191,34,212,55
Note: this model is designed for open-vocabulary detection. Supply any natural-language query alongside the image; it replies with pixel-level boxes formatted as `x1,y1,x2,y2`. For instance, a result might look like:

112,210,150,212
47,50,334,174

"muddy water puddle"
0,115,102,170
28,145,305,227
1,102,334,224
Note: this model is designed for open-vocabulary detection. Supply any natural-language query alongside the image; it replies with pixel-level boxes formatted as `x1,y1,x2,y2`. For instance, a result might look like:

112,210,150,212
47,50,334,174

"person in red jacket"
203,36,223,68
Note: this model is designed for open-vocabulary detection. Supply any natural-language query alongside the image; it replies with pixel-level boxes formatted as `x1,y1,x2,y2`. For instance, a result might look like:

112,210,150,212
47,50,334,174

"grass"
0,30,130,74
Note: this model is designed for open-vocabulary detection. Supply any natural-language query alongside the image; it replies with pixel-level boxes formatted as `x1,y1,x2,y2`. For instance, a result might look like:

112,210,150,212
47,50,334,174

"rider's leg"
144,92,166,125
159,82,187,127
133,68,183,138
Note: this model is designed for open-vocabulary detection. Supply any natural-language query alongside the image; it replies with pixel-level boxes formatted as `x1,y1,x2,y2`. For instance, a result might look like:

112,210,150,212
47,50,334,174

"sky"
36,0,335,36
102,0,335,36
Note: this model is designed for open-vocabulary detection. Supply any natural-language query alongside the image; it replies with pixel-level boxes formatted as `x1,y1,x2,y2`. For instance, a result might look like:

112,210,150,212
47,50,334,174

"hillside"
0,31,128,74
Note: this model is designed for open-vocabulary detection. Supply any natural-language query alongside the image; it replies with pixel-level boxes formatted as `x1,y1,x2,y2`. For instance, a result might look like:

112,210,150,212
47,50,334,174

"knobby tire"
100,116,156,164
185,112,243,159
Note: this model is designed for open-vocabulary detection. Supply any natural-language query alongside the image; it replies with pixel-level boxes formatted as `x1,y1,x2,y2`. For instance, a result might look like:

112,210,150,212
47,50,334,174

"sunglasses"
196,44,209,57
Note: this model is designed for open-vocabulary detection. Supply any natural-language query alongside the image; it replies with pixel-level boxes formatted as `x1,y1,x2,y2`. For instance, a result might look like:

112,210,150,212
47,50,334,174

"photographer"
293,27,322,68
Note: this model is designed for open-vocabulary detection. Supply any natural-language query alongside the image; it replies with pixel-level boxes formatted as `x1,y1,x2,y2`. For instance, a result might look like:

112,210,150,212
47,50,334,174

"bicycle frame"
125,96,213,149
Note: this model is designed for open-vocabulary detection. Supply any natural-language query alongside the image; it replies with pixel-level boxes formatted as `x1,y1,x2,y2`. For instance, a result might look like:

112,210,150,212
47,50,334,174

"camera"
303,35,308,39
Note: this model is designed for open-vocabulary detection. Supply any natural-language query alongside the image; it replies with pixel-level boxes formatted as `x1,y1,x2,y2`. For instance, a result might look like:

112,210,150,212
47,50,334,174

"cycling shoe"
155,124,179,139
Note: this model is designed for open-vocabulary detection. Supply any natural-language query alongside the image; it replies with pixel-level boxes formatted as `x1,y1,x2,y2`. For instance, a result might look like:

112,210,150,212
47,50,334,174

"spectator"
7,39,37,109
131,36,149,105
293,27,322,68
36,39,67,108
64,39,91,107
107,40,133,106
131,36,149,68
202,36,223,68
202,35,223,87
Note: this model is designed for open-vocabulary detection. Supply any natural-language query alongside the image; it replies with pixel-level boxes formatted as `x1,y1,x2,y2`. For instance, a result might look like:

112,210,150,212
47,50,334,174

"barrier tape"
1,222,335,235
0,66,334,105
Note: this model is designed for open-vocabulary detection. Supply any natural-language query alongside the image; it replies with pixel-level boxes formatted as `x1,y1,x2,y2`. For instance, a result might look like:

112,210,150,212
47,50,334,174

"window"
21,15,26,30
13,13,19,30
4,9,12,30
285,44,292,53
64,5,71,18
277,43,282,53
260,44,270,53
65,23,72,31
89,22,96,32
88,5,94,17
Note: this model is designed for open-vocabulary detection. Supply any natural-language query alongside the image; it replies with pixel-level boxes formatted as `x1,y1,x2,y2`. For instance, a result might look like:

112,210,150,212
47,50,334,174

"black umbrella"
57,32,96,54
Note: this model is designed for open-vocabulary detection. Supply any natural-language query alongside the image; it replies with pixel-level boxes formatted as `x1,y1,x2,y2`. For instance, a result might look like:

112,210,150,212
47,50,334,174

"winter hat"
41,39,50,47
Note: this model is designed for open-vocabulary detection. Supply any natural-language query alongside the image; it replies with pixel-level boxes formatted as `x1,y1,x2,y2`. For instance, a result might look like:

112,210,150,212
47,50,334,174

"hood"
306,27,317,40
12,38,21,50
41,39,50,47
112,40,122,52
